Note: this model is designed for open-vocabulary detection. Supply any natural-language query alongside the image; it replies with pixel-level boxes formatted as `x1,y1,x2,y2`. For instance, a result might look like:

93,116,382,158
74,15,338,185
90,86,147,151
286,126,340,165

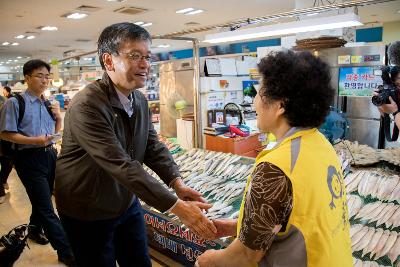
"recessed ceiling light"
11,43,19,46
17,56,22,59
176,8,195,14
0,62,4,64
6,62,10,64
157,44,170,48
15,35,25,39
142,22,152,27
27,35,35,39
14,60,18,62
2,42,10,46
7,60,12,61
40,26,58,31
185,9,204,15
134,21,144,25
66,12,88,19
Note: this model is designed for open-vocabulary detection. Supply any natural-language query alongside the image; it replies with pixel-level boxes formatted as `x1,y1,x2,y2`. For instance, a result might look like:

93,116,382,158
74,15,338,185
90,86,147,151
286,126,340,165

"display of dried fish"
345,169,400,203
350,225,400,263
334,140,380,166
347,194,363,218
377,148,400,167
346,164,400,266
335,140,400,168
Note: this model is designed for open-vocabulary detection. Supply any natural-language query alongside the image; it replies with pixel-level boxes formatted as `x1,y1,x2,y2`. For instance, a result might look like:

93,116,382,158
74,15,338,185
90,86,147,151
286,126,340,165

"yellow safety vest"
237,128,352,267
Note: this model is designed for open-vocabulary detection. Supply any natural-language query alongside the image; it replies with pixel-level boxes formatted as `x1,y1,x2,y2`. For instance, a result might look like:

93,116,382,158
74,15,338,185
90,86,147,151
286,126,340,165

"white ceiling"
0,0,399,67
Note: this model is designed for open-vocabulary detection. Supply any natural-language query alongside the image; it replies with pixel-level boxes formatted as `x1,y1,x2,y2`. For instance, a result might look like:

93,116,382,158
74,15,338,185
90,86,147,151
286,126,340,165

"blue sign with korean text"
338,67,383,97
142,208,227,266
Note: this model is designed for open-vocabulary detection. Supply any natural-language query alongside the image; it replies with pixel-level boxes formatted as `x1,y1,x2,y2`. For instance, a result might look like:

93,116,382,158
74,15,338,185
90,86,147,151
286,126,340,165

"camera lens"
372,95,384,106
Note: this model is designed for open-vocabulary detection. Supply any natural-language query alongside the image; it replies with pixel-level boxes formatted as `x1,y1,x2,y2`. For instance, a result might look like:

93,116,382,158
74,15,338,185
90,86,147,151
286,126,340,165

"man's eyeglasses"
29,74,53,80
118,51,152,63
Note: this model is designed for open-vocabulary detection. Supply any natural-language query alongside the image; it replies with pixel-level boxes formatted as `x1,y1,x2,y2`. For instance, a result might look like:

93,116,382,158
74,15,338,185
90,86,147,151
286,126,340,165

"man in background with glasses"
0,59,76,266
54,22,216,267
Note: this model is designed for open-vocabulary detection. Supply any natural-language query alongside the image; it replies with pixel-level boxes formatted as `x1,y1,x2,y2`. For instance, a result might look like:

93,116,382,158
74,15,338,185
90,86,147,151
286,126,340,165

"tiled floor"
0,169,177,267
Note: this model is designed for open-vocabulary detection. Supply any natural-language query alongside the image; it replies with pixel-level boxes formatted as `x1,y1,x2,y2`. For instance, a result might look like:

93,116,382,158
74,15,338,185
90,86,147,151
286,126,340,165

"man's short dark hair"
23,59,51,76
97,22,151,69
258,50,334,128
3,86,11,94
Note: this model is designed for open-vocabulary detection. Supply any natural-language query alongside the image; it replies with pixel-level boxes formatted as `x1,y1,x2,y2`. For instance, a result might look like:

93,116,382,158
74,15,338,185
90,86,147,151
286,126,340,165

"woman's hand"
196,249,219,267
211,219,237,239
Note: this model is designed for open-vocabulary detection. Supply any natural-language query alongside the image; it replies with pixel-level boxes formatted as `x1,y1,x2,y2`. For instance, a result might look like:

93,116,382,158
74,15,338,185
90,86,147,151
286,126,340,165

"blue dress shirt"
0,90,55,149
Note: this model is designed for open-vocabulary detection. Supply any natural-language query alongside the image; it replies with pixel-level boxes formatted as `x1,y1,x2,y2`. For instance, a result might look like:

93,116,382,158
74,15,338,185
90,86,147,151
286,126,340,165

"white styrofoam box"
176,119,194,150
199,76,250,93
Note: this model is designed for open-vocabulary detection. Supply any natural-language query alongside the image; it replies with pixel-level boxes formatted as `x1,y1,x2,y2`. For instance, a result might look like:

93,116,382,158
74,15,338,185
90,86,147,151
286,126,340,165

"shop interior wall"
382,20,400,44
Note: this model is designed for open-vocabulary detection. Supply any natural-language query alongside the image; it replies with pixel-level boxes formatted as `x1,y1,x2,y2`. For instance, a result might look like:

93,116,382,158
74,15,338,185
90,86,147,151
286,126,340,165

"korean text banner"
338,67,383,97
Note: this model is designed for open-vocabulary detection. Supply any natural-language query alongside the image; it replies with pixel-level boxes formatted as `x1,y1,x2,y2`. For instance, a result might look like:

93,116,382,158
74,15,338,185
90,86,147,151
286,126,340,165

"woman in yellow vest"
196,50,352,267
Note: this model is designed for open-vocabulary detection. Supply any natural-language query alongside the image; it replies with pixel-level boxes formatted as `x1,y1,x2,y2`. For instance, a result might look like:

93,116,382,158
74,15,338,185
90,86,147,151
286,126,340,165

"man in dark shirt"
55,22,216,267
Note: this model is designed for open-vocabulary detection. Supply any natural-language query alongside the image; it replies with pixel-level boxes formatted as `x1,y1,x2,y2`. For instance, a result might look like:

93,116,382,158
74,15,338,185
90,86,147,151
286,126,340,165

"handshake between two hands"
171,179,237,240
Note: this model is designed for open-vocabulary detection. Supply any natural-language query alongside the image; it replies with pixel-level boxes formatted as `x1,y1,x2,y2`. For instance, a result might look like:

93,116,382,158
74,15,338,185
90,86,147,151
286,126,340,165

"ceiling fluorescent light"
40,26,58,31
67,12,88,19
176,8,195,14
15,35,25,39
204,13,362,43
11,43,19,46
142,22,152,27
2,42,10,46
27,35,35,39
134,21,144,25
185,9,204,15
157,44,170,48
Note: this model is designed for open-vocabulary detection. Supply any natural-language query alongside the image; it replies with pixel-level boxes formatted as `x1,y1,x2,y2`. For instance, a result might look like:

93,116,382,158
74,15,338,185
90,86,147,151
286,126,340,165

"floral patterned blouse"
238,162,293,251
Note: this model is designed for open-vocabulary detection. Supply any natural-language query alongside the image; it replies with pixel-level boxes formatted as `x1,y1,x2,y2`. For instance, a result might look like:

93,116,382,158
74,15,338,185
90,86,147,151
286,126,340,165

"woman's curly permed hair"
258,50,334,128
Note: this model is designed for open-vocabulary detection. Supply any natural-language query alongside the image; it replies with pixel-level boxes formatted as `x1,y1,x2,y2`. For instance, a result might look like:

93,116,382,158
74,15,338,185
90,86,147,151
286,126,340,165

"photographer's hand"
378,96,398,116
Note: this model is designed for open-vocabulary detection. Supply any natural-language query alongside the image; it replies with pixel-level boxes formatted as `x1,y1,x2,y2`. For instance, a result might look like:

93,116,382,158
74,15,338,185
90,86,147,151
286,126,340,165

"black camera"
371,66,399,106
